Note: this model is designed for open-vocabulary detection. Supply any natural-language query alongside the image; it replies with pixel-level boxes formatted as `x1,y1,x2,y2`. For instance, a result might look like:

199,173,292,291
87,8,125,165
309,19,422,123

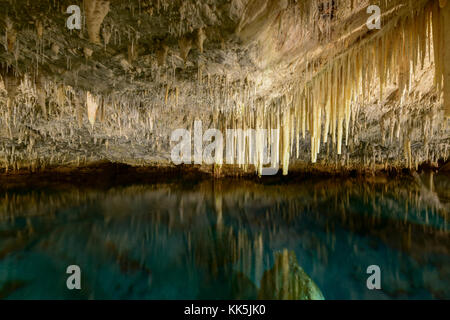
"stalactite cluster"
0,0,448,176
215,0,450,175
84,0,111,44
433,0,450,118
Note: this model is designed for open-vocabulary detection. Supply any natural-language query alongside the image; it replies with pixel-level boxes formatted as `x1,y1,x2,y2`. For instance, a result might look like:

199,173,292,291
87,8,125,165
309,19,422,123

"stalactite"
0,0,446,176
165,83,171,105
281,101,290,175
128,40,139,63
440,0,450,118
5,17,16,53
84,0,110,44
86,91,99,129
267,0,446,174
83,47,93,59
56,85,65,108
195,28,206,54
102,25,112,48
36,20,43,40
404,137,412,169
36,78,47,117
156,43,169,66
179,36,192,62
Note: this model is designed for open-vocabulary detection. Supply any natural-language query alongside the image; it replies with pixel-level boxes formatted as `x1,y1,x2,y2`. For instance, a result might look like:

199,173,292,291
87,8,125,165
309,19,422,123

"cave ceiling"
0,0,449,175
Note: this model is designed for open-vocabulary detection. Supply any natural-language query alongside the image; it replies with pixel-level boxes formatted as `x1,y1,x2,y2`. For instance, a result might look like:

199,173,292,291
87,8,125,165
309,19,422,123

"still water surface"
0,174,448,299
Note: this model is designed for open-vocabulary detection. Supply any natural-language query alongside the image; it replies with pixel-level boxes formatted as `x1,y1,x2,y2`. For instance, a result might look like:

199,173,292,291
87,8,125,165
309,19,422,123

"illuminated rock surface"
258,250,325,300
0,0,448,175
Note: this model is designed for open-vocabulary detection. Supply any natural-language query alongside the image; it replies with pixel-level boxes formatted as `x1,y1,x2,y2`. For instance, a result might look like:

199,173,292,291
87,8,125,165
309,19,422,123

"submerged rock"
0,280,28,299
258,249,324,300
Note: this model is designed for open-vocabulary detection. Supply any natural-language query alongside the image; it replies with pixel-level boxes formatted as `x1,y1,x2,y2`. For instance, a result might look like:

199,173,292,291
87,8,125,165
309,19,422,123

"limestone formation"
195,28,206,53
179,36,192,62
258,250,325,300
0,0,448,176
84,0,110,44
86,92,99,128
156,43,169,66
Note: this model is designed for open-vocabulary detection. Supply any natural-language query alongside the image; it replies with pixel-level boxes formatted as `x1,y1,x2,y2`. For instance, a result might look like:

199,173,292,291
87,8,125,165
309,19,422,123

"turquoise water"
0,175,448,299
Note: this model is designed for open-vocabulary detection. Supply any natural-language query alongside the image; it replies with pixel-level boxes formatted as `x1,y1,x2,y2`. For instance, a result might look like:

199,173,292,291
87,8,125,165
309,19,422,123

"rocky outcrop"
258,249,324,300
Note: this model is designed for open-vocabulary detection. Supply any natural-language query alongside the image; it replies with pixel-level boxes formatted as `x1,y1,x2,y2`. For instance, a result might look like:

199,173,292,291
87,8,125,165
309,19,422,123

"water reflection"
0,173,448,299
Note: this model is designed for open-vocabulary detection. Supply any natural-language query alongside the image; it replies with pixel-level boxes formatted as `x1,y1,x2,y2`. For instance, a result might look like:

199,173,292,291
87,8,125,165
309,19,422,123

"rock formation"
0,0,448,176
258,249,325,300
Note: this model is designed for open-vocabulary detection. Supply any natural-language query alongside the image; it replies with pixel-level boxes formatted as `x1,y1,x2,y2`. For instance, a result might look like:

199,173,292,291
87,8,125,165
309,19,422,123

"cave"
0,0,448,302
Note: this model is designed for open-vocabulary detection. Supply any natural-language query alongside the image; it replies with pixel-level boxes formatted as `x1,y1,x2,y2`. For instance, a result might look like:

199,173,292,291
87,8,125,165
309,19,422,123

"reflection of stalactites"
254,234,264,284
258,249,325,300
429,171,435,193
214,193,223,232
